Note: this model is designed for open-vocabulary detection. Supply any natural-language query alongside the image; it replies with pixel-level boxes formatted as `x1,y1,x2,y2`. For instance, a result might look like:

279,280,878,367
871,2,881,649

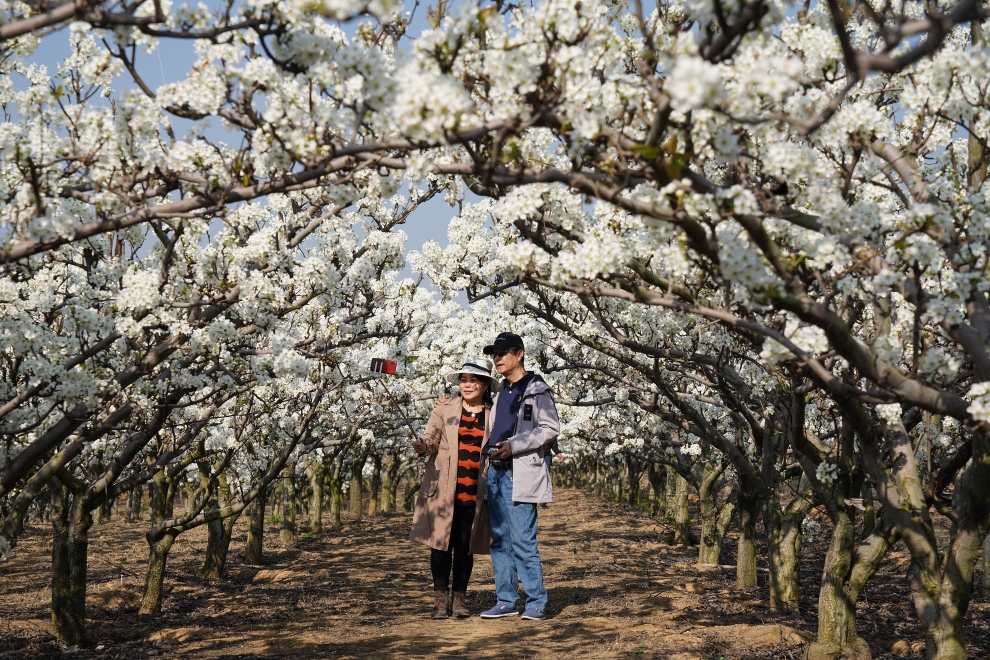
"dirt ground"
3,488,990,659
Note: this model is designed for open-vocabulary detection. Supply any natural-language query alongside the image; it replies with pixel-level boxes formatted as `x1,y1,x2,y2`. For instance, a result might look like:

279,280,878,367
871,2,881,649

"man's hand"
491,440,512,460
433,396,452,409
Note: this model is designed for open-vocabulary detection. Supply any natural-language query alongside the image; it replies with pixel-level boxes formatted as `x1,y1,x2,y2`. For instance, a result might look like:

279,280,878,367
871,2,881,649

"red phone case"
371,358,397,375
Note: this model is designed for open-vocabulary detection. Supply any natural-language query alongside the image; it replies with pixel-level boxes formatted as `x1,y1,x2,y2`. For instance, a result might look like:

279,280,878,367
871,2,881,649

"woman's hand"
412,438,433,455
433,396,452,409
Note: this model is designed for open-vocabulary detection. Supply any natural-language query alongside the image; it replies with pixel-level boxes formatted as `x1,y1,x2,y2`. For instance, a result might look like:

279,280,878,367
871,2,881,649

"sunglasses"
490,349,516,358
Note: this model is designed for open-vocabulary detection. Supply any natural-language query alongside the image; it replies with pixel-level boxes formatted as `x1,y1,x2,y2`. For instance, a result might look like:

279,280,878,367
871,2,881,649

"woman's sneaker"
480,603,518,618
520,608,545,620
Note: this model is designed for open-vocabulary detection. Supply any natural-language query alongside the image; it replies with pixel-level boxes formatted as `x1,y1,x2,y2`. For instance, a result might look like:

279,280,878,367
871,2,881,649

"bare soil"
2,488,990,659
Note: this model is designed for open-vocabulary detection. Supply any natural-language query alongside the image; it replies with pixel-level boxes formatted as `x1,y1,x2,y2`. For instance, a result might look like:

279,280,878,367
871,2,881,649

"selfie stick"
370,359,420,442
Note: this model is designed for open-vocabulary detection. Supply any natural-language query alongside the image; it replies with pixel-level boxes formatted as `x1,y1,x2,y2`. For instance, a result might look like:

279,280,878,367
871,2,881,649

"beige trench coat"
409,396,492,554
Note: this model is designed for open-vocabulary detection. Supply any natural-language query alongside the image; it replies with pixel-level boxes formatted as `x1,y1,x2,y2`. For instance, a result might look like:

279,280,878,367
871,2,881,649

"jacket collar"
443,395,493,417
495,373,549,397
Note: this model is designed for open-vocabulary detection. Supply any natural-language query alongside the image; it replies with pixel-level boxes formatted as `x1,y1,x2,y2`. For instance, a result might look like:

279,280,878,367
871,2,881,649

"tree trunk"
50,484,79,649
271,478,283,519
984,532,990,593
138,531,177,615
647,463,665,518
861,482,876,540
94,498,110,525
664,465,678,514
765,492,809,613
308,460,326,533
764,501,804,612
149,470,168,526
199,470,236,578
404,481,421,512
672,470,691,545
244,485,268,565
368,454,382,516
912,527,984,660
699,468,735,566
201,513,239,579
328,459,343,528
805,507,871,660
127,485,142,522
349,459,364,520
624,455,641,507
736,492,759,590
280,465,297,545
381,455,400,514
50,490,94,649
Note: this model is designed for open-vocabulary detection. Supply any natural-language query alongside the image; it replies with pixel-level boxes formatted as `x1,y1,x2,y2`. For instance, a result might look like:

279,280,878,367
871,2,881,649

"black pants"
431,502,475,592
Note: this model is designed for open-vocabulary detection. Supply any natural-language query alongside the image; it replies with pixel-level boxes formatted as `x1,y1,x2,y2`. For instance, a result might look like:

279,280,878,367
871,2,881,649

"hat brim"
446,369,494,385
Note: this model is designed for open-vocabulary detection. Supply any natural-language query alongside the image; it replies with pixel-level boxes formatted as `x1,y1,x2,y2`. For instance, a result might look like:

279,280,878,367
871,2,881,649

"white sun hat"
445,356,495,385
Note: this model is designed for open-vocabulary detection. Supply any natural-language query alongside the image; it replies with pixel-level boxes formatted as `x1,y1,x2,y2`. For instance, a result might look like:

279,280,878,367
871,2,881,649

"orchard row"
2,0,990,658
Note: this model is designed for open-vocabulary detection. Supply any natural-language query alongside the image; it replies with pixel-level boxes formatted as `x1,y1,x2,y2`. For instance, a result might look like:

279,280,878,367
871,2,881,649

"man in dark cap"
479,332,559,621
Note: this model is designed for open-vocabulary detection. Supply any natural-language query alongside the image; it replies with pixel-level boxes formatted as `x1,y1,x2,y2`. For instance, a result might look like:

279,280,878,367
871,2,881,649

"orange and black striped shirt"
455,407,486,504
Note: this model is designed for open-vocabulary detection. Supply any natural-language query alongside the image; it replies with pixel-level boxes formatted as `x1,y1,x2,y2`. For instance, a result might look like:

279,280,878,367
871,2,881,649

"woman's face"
459,374,488,401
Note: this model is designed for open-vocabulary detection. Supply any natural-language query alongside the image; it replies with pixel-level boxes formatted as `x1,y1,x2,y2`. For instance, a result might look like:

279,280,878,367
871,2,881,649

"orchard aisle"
5,490,826,659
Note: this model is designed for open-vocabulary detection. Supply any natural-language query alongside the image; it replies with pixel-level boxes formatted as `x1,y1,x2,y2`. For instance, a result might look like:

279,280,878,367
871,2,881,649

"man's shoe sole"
480,611,519,618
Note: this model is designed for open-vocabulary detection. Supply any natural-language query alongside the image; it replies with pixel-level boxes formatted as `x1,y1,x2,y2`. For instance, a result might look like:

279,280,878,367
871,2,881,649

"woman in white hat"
409,357,495,619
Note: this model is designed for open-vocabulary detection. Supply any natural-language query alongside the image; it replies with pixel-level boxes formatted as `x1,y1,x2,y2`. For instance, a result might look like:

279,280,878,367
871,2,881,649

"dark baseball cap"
483,332,525,355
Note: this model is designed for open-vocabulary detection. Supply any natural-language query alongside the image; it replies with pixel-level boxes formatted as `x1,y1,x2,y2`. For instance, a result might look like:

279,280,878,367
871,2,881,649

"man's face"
492,348,523,375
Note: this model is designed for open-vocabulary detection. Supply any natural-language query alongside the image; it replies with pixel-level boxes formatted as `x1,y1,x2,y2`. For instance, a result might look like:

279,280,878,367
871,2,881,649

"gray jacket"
488,374,559,504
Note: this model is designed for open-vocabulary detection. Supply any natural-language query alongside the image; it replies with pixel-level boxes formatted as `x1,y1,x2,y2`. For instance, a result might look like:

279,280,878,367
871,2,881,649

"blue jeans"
487,467,548,611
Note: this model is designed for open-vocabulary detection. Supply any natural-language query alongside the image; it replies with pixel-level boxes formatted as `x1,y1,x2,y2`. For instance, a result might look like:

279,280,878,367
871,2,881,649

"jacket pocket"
425,476,439,497
423,457,442,497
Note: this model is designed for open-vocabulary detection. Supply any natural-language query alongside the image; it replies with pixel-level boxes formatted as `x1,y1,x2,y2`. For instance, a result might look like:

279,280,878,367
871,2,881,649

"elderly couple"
409,332,560,621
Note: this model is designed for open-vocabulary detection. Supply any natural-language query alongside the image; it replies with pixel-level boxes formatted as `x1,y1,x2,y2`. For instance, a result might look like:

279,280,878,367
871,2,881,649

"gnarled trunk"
139,531,177,615
127,485,142,522
201,513,239,579
672,469,691,545
624,454,642,506
349,458,364,520
911,526,983,660
647,463,665,518
51,485,79,649
50,488,93,649
280,465,296,545
404,481,420,512
244,484,268,565
381,455,400,514
736,491,759,590
308,460,326,533
94,498,110,525
805,507,871,660
368,454,382,516
765,479,811,613
983,532,990,593
328,462,343,528
699,469,736,566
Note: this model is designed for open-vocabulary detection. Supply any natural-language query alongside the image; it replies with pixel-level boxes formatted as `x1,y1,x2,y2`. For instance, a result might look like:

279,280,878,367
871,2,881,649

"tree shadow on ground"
5,489,990,658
